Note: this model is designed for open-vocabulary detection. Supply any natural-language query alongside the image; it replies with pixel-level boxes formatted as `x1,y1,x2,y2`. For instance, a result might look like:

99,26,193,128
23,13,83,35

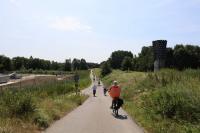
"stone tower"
153,40,167,71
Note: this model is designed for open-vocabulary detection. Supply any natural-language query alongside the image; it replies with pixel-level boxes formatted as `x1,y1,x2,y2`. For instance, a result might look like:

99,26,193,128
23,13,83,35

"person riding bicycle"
92,84,97,97
103,86,107,96
98,78,101,86
108,81,121,109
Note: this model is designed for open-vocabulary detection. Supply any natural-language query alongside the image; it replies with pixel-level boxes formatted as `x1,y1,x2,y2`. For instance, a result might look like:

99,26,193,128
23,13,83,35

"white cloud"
49,17,92,32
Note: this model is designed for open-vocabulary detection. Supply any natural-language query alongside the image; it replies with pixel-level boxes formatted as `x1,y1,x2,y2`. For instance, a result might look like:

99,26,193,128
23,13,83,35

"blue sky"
0,0,200,63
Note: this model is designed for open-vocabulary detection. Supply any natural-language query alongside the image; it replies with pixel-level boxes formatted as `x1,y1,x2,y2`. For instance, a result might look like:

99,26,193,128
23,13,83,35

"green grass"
102,69,200,133
78,70,92,89
93,68,101,78
0,70,91,133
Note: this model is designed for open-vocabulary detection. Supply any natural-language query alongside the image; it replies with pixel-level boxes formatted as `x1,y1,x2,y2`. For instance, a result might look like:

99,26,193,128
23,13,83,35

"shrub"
51,109,61,120
0,127,13,133
70,95,85,105
16,94,36,116
1,91,36,117
141,70,200,123
34,110,50,128
121,56,132,71
148,85,200,122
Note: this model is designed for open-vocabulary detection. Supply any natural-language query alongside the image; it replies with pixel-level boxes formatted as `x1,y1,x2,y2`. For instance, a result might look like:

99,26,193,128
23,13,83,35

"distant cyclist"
108,81,121,109
98,78,101,86
92,84,97,97
93,76,95,82
103,86,107,96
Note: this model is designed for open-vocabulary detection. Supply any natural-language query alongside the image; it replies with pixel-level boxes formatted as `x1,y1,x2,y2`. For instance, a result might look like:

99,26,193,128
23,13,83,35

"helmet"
113,81,118,85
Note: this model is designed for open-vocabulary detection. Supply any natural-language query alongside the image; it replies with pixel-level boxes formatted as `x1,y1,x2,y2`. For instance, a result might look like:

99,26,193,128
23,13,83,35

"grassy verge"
102,69,200,133
0,70,91,133
78,70,92,89
93,68,101,78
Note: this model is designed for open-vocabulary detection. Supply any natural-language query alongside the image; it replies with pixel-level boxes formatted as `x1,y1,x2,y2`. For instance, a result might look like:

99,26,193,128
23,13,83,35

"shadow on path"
112,114,128,120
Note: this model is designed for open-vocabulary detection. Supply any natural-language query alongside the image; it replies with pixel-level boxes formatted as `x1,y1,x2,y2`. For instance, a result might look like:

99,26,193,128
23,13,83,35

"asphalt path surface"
45,73,144,133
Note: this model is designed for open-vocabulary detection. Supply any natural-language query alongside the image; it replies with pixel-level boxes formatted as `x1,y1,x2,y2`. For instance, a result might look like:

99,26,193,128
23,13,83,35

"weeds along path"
45,71,144,133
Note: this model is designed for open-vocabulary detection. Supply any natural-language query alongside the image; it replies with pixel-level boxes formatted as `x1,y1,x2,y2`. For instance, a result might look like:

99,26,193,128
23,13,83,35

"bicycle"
112,98,124,117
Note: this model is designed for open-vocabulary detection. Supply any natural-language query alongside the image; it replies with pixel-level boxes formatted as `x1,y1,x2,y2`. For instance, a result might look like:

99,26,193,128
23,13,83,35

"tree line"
101,44,200,76
0,55,99,72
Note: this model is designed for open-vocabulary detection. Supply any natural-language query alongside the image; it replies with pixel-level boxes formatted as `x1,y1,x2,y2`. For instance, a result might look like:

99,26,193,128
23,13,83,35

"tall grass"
78,70,92,89
0,70,91,133
102,69,200,133
93,68,101,78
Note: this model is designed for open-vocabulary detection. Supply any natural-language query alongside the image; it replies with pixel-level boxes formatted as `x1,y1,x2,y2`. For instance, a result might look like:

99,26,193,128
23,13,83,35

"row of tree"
0,56,99,72
101,44,200,75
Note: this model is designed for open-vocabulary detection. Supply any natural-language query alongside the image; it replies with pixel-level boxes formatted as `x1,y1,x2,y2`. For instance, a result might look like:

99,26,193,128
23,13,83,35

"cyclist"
103,86,107,96
92,84,97,97
108,81,121,109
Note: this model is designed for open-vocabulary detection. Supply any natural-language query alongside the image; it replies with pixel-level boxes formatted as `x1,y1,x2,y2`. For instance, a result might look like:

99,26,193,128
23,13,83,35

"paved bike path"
45,79,144,133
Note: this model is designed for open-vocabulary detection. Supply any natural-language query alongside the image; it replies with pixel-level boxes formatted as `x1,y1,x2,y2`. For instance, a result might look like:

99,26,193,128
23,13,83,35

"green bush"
0,127,13,133
146,85,200,122
34,109,50,128
0,91,36,117
16,94,36,116
70,94,86,105
136,70,200,123
51,108,61,120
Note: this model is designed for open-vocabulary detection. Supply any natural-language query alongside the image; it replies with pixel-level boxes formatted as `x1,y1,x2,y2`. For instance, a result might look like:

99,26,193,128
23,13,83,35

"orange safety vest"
109,85,121,98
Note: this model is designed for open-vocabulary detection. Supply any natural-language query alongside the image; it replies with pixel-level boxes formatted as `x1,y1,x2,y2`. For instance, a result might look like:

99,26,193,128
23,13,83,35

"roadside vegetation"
102,69,200,133
93,68,101,78
0,55,99,73
0,70,91,133
17,69,73,75
102,44,200,72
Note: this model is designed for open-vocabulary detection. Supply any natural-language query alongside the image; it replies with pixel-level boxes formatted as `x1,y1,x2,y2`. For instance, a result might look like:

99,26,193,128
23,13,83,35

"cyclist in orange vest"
109,81,121,109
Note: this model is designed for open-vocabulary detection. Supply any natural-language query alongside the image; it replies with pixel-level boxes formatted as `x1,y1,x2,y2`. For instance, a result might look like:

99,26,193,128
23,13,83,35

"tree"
101,62,112,77
87,62,100,68
12,57,29,70
42,60,51,70
121,56,132,71
51,61,60,70
184,45,200,68
3,56,12,71
64,59,72,71
165,48,174,68
131,56,138,71
110,50,133,69
0,55,12,72
173,44,200,70
72,59,81,70
25,56,53,70
137,46,154,71
80,59,88,70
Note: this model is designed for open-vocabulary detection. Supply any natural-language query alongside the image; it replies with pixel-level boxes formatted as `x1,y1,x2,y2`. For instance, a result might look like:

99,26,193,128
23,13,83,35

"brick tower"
153,40,167,71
